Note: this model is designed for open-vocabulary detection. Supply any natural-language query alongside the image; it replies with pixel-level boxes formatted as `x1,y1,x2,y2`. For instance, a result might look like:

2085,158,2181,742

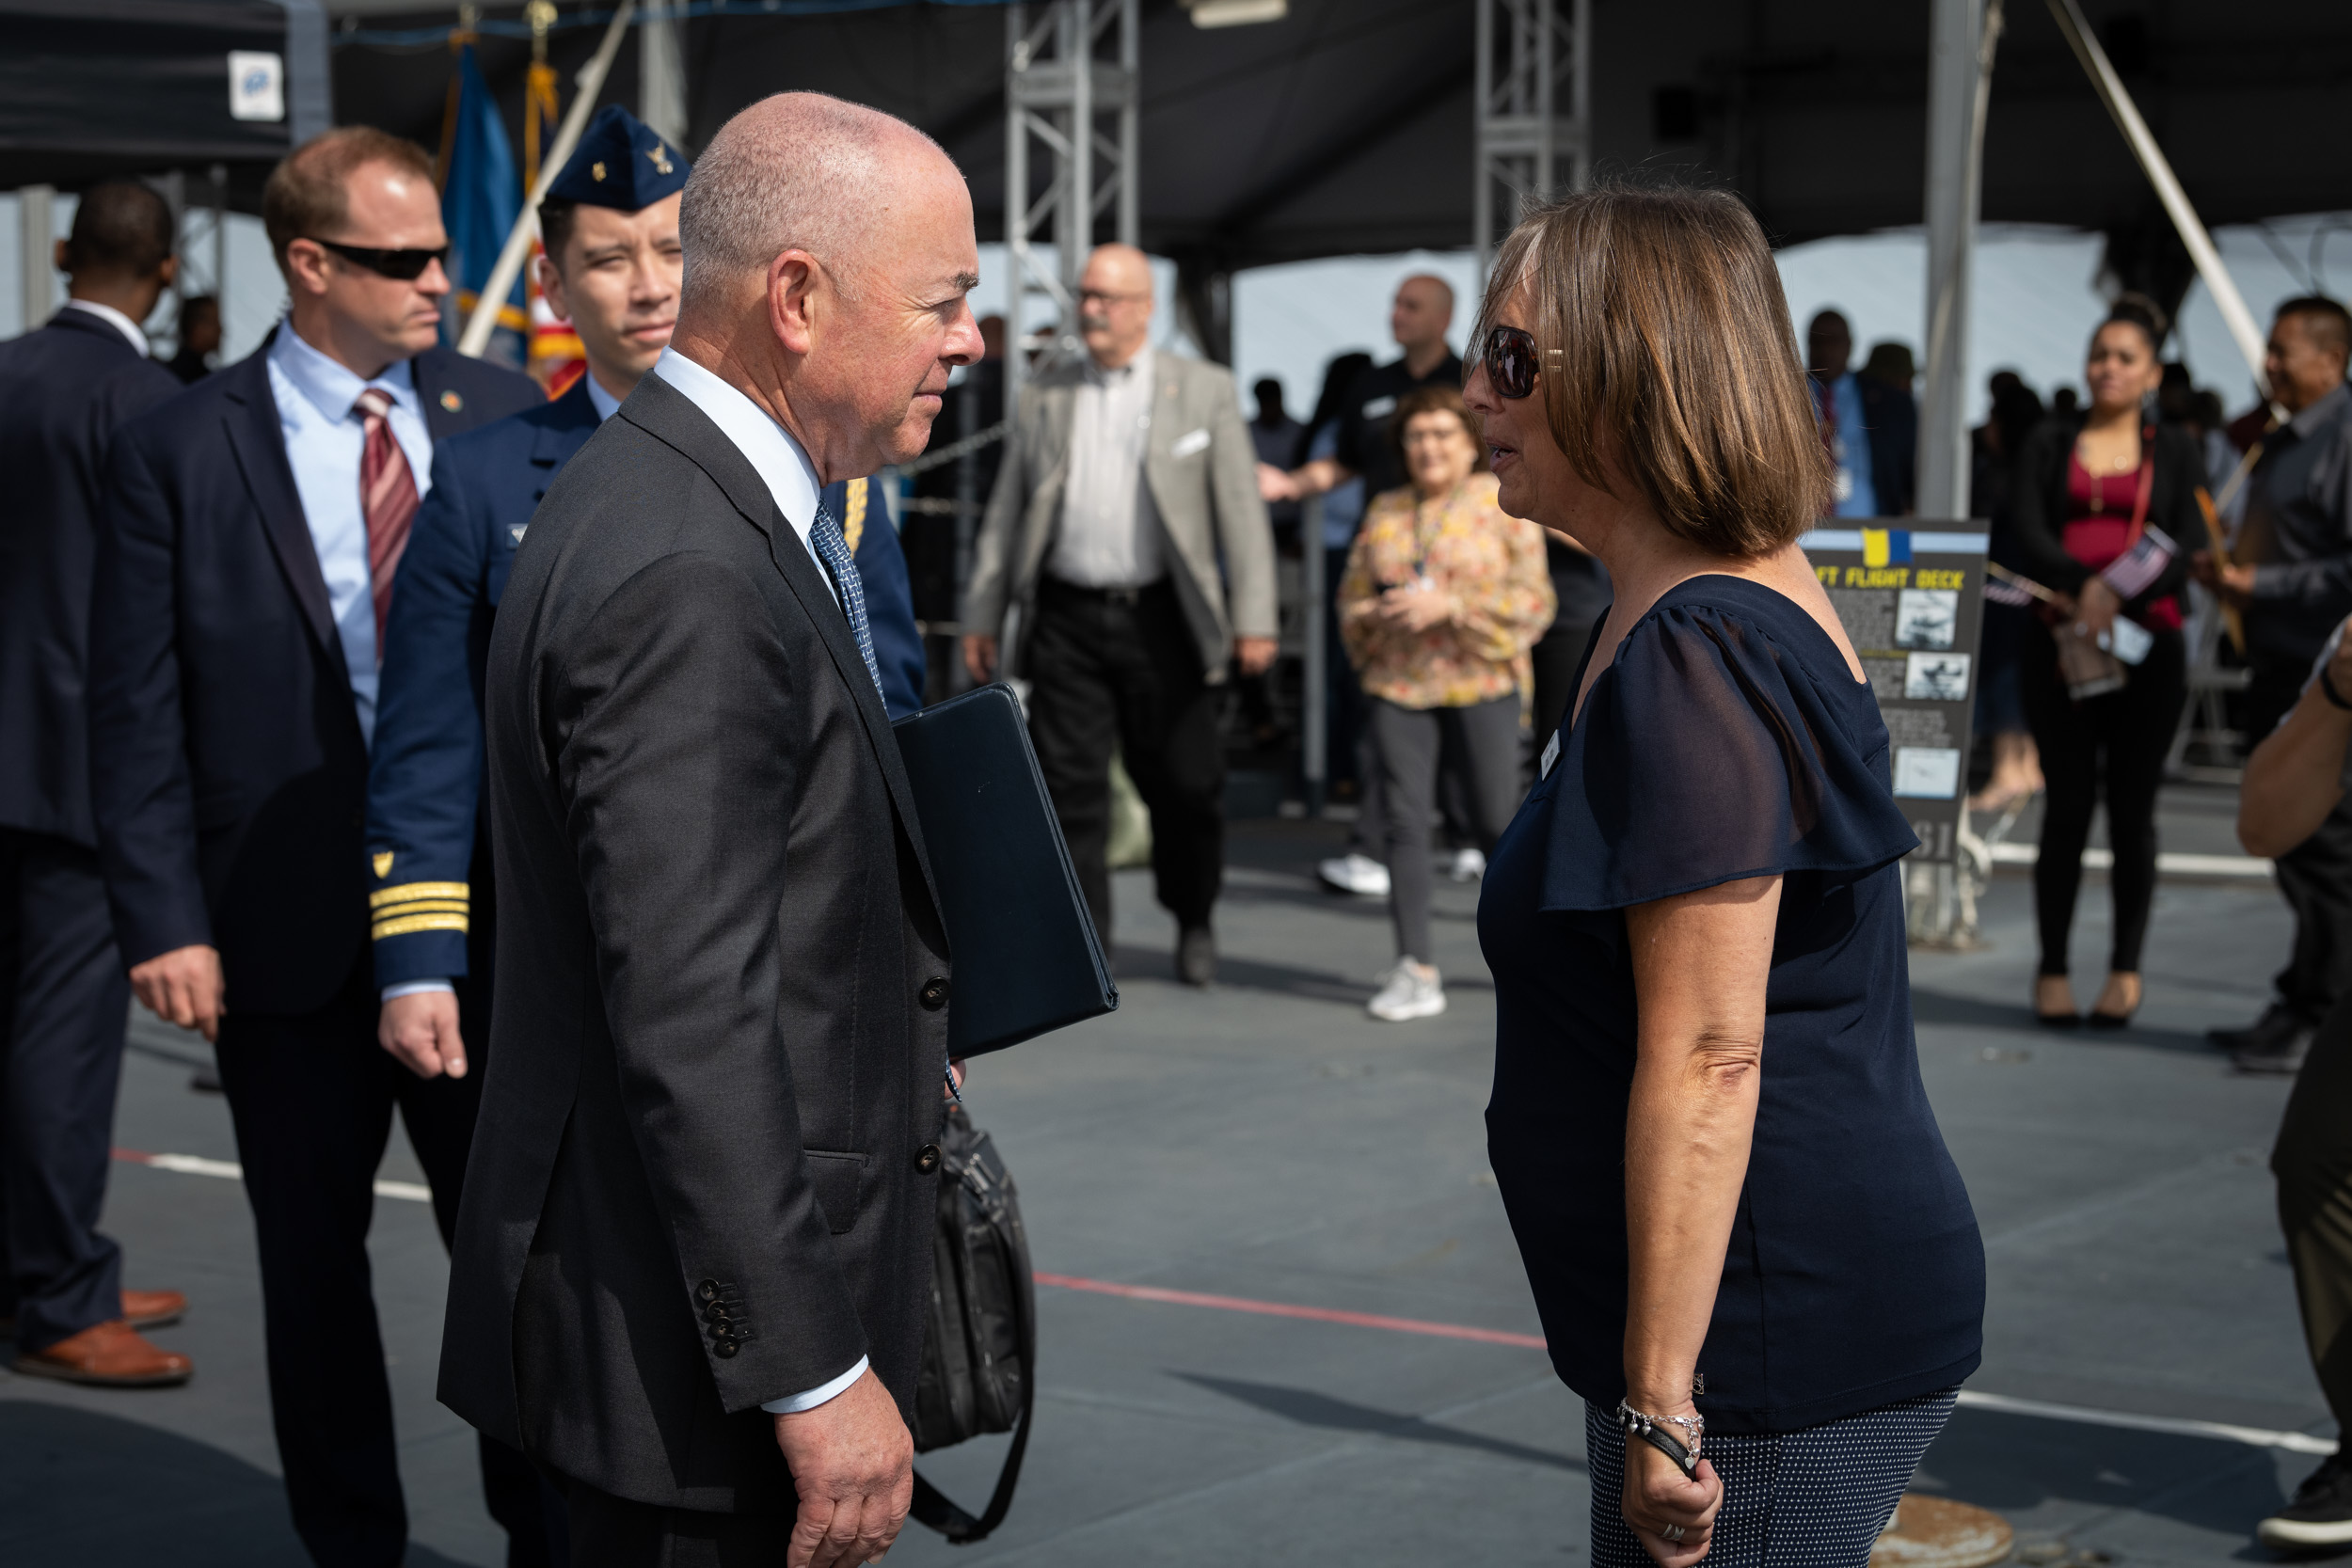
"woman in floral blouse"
1340,383,1555,1022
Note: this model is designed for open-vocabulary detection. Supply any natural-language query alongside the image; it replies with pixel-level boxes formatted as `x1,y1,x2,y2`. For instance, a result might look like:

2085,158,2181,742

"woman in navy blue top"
1465,186,1984,1568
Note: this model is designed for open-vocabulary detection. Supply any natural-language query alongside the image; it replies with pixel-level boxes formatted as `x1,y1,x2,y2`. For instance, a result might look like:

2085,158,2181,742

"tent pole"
1917,0,1996,523
458,0,637,359
19,184,55,333
2043,0,2279,411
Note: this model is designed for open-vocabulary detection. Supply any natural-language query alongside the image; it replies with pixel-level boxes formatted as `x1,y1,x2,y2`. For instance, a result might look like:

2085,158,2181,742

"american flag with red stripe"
2099,525,2177,602
1984,578,2038,608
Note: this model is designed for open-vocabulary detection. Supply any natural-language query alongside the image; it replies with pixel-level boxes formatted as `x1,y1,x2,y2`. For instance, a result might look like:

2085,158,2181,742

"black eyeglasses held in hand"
1475,325,1555,400
307,238,451,281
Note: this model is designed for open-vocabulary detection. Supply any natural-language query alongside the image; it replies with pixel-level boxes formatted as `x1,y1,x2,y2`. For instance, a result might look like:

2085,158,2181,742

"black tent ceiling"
0,0,332,199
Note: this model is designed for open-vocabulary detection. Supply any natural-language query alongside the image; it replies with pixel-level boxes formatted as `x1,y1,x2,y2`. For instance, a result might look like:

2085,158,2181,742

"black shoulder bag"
908,1105,1036,1544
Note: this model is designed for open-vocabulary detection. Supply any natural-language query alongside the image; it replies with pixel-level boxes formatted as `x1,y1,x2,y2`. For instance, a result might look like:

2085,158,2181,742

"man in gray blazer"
438,92,977,1568
961,243,1277,985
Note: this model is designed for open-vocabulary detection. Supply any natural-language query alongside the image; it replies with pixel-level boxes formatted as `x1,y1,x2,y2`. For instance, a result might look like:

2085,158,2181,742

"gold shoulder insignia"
647,144,675,176
592,160,607,182
439,389,463,413
372,850,393,879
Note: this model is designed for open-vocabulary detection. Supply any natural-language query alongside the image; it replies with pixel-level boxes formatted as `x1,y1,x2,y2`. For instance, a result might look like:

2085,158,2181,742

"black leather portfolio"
891,684,1117,1055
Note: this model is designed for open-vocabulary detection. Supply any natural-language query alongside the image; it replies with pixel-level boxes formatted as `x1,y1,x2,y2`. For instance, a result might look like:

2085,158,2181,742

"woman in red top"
2010,297,2210,1026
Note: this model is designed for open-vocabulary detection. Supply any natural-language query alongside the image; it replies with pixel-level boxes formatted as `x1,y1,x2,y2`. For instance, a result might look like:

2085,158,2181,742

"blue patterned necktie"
807,502,884,701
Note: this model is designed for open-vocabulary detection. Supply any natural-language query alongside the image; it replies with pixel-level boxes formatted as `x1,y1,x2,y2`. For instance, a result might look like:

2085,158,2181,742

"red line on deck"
1032,1272,1549,1350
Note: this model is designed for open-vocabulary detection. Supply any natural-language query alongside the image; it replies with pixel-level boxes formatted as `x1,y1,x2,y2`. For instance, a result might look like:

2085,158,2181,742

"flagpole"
459,0,638,359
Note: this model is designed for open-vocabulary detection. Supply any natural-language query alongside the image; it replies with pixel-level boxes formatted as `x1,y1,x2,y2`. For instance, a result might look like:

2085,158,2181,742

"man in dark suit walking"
0,181,192,1386
87,129,546,1567
438,91,976,1567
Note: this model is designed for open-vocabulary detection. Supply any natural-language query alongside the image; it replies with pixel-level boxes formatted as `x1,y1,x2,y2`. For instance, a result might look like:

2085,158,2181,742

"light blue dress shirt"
1827,372,1879,519
265,325,436,746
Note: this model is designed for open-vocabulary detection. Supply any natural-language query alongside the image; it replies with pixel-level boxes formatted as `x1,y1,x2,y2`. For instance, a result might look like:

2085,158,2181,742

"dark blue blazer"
89,336,538,1015
366,385,931,990
0,309,182,847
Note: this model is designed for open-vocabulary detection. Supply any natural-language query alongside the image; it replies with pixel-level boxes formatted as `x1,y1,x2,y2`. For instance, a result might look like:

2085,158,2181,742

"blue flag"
440,42,524,365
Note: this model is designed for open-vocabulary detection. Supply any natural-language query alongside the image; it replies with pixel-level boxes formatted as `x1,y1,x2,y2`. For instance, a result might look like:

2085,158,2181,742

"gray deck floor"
0,800,2330,1566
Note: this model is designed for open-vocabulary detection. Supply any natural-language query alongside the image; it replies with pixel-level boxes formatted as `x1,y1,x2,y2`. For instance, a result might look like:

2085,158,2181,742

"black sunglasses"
308,237,450,282
1475,324,1550,400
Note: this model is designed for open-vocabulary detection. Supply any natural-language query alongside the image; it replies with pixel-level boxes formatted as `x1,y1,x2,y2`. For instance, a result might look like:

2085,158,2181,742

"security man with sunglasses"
87,128,543,1568
367,108,927,1097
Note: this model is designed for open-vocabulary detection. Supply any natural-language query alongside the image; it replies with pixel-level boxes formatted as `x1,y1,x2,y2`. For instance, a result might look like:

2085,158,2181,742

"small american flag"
1984,578,2038,608
2099,525,2177,602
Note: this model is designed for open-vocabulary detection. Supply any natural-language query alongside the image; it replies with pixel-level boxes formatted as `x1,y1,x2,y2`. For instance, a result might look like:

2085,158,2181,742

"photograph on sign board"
1893,745,1963,800
1903,651,1972,702
1894,588,1960,650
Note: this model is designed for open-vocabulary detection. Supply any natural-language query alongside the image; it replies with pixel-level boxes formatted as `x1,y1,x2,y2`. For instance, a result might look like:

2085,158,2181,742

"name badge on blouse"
1540,728,1562,780
1360,393,1397,420
1170,427,1211,459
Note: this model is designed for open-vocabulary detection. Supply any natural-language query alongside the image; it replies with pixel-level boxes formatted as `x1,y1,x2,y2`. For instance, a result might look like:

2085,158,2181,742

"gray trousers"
1367,694,1524,962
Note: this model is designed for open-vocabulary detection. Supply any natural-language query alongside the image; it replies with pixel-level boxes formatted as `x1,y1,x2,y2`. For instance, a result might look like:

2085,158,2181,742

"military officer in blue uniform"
366,104,930,1083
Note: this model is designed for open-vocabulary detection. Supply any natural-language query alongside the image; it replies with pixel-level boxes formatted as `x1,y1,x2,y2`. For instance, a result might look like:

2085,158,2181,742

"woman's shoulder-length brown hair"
1386,382,1491,478
1474,182,1831,556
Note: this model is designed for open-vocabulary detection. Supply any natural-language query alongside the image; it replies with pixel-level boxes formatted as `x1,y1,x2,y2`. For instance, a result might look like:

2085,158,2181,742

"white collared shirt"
61,297,149,356
649,348,836,606
266,322,437,747
1049,342,1163,589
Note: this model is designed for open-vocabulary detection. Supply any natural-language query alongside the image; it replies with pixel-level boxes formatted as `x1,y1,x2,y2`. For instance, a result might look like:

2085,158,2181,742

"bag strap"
908,1168,1039,1545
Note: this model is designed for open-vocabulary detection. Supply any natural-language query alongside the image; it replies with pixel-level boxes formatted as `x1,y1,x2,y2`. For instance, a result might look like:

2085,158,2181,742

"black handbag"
909,1104,1036,1544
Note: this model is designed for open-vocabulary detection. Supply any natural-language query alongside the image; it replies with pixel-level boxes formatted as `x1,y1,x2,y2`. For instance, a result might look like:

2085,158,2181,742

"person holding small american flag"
2004,295,2211,1029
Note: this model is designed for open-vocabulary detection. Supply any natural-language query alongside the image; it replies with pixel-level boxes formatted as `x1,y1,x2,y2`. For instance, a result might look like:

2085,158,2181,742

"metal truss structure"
1472,0,1590,279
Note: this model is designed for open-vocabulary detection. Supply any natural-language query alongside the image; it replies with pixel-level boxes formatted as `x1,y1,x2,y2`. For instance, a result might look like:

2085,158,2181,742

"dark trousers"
0,828,131,1352
2249,653,2352,1025
565,1481,794,1567
1026,577,1226,942
1368,695,1523,962
2019,623,2187,975
2274,991,2352,1432
215,958,551,1568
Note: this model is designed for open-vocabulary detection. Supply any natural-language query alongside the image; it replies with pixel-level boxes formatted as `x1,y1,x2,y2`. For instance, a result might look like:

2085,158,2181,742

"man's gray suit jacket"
961,349,1277,680
437,371,952,1512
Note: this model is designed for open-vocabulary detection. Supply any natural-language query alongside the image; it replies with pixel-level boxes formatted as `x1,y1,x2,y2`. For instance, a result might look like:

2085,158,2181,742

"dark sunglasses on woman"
308,238,451,281
1474,324,1548,400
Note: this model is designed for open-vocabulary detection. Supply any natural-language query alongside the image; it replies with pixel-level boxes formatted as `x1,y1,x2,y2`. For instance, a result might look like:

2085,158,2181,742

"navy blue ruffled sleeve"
1540,595,1918,911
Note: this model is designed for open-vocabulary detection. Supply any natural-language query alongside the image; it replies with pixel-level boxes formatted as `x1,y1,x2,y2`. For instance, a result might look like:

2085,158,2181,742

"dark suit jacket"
437,371,952,1511
0,309,182,846
88,337,537,1014
369,387,931,993
1857,374,1918,516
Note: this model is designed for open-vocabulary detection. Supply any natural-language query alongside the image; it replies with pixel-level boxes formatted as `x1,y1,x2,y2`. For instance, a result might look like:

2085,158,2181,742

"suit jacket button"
915,1143,942,1175
713,1339,739,1358
697,1280,720,1303
919,976,949,1010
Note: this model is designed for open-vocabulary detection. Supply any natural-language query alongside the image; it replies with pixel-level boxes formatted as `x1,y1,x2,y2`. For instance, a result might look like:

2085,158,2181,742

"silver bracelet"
1615,1399,1706,1476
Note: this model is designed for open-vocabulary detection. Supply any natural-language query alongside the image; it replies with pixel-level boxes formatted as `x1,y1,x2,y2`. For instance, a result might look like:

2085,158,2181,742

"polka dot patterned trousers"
1583,1387,1960,1567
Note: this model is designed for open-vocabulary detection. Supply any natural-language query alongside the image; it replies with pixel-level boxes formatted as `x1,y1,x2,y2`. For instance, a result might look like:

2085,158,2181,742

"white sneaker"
1368,958,1446,1022
1448,848,1487,882
1317,852,1391,897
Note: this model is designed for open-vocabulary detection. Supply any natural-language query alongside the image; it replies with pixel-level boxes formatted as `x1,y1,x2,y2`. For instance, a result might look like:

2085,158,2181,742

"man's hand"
961,633,997,683
773,1368,914,1568
2191,549,2258,606
1236,635,1279,676
379,990,468,1079
1256,461,1301,503
129,944,225,1042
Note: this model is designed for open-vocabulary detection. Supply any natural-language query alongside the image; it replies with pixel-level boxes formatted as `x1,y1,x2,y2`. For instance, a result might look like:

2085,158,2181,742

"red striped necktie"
354,387,420,656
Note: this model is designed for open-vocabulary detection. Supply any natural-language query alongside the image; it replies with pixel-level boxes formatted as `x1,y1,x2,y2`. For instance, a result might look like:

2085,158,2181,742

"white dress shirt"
649,346,867,1414
266,324,436,747
650,348,836,606
61,297,149,356
1047,343,1164,588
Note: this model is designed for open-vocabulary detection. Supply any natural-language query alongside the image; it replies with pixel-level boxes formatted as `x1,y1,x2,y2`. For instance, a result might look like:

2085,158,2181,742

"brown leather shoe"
121,1289,185,1330
0,1289,183,1339
12,1319,193,1386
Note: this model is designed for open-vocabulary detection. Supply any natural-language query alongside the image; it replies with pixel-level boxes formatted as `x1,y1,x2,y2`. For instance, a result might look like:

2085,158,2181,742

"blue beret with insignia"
545,103,691,211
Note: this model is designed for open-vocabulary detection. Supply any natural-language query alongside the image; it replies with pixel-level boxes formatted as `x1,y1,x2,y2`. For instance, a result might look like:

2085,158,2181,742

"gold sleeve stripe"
373,913,470,940
370,881,469,909
373,901,470,921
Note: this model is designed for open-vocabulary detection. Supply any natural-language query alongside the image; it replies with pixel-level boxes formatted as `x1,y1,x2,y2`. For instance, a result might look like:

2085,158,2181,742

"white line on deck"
116,1147,433,1205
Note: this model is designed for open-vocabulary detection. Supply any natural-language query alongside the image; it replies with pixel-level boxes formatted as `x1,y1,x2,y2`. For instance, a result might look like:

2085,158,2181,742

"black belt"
1039,575,1168,608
